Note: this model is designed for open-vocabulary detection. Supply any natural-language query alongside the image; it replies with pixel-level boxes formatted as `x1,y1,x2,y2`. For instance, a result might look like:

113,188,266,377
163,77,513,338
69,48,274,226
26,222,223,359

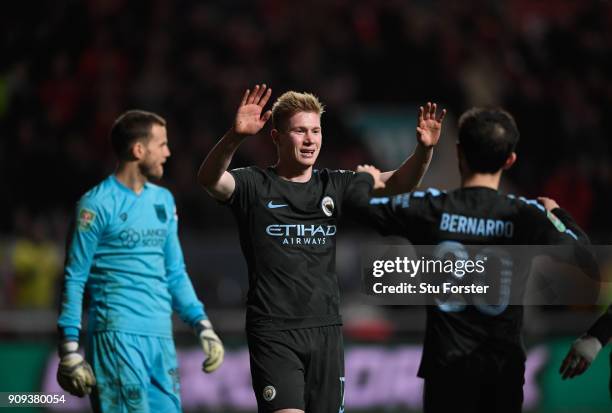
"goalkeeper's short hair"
110,110,166,160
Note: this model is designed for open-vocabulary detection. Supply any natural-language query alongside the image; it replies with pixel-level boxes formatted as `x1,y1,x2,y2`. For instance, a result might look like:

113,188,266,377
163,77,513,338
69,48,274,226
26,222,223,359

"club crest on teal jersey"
77,208,96,231
154,204,167,223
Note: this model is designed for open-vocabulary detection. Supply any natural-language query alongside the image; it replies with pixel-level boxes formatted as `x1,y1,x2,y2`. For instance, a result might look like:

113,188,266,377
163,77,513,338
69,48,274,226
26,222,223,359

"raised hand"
416,102,446,148
234,84,273,136
357,164,386,190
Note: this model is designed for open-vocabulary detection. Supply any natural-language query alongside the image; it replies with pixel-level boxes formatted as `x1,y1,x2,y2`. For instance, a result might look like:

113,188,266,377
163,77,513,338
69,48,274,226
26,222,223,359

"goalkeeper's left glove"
559,335,602,379
57,341,97,397
195,319,224,373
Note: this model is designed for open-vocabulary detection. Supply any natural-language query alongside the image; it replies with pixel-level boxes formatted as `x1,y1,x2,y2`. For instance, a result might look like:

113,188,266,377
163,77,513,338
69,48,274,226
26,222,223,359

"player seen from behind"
360,107,592,413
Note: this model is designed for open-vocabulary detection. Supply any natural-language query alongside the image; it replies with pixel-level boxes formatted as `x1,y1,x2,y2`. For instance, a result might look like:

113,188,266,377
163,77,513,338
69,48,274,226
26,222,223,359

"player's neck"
115,163,148,194
461,172,501,190
274,161,313,183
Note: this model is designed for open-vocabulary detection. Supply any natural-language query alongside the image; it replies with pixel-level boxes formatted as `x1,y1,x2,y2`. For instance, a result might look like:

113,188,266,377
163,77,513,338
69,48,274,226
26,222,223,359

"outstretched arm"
537,197,590,243
197,84,272,201
559,305,612,380
539,196,605,380
375,102,446,196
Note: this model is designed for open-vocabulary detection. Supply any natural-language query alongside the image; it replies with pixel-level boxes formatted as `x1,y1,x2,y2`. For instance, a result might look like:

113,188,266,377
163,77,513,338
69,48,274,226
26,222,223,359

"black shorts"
423,347,525,413
247,325,345,413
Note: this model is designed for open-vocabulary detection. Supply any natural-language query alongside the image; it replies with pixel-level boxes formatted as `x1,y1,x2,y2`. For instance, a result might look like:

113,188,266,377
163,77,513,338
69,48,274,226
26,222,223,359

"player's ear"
132,141,145,160
502,152,517,170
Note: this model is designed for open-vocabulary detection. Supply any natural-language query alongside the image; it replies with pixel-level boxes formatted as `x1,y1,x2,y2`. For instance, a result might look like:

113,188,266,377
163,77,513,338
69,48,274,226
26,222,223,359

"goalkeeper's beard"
139,161,164,181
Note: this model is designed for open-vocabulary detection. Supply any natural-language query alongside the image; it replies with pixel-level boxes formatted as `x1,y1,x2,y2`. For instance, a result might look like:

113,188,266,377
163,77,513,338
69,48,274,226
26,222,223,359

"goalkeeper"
57,110,224,412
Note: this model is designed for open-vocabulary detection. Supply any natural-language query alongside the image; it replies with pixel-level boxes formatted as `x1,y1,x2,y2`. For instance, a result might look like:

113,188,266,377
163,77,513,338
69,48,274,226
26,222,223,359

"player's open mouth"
300,149,316,158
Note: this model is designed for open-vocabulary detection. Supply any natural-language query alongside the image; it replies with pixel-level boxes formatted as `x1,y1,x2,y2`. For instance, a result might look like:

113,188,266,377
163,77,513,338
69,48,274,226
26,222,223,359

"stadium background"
1,0,611,412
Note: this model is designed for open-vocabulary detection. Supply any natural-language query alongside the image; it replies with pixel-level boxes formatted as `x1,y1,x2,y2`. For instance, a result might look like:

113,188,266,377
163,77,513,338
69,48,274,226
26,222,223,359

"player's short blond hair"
271,91,325,131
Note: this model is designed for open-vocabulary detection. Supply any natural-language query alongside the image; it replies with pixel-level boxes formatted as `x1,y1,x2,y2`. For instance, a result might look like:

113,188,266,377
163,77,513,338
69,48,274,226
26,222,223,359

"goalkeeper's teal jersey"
58,175,206,340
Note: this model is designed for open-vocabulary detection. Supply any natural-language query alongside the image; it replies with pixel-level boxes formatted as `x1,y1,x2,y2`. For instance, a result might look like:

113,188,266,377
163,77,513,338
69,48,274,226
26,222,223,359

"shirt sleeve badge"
77,208,96,231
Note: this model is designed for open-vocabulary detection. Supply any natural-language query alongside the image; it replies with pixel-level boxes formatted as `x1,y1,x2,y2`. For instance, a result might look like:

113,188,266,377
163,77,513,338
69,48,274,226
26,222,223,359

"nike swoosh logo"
267,201,288,209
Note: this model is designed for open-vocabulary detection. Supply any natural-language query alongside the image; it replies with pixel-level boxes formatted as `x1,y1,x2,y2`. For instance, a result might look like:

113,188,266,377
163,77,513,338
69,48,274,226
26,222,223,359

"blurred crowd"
2,0,611,309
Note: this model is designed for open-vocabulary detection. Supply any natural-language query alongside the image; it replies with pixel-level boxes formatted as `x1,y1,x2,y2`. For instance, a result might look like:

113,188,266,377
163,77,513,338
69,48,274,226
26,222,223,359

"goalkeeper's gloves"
559,335,602,379
57,341,96,397
195,319,224,373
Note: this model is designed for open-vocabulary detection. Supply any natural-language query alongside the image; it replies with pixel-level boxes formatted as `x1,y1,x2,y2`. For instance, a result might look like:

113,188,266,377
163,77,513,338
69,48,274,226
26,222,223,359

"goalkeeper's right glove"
57,341,96,397
559,335,602,379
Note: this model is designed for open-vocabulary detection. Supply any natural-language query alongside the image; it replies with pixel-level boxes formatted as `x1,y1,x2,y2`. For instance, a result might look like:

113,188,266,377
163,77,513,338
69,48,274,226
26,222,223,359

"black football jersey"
363,187,590,377
227,166,373,331
588,305,612,345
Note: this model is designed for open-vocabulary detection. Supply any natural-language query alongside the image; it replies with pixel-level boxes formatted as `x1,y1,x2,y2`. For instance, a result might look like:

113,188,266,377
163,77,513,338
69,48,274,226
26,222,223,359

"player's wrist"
585,329,608,348
573,335,602,362
58,340,80,358
195,319,214,335
226,127,251,141
416,140,436,153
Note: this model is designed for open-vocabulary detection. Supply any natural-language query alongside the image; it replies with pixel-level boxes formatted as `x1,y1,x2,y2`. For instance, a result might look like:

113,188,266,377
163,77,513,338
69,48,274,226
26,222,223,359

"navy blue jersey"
364,187,589,377
226,166,373,331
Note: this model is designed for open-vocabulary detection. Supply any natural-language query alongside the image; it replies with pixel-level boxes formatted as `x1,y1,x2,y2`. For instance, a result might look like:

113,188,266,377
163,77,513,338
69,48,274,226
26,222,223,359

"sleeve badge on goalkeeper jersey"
546,211,567,233
77,208,96,231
